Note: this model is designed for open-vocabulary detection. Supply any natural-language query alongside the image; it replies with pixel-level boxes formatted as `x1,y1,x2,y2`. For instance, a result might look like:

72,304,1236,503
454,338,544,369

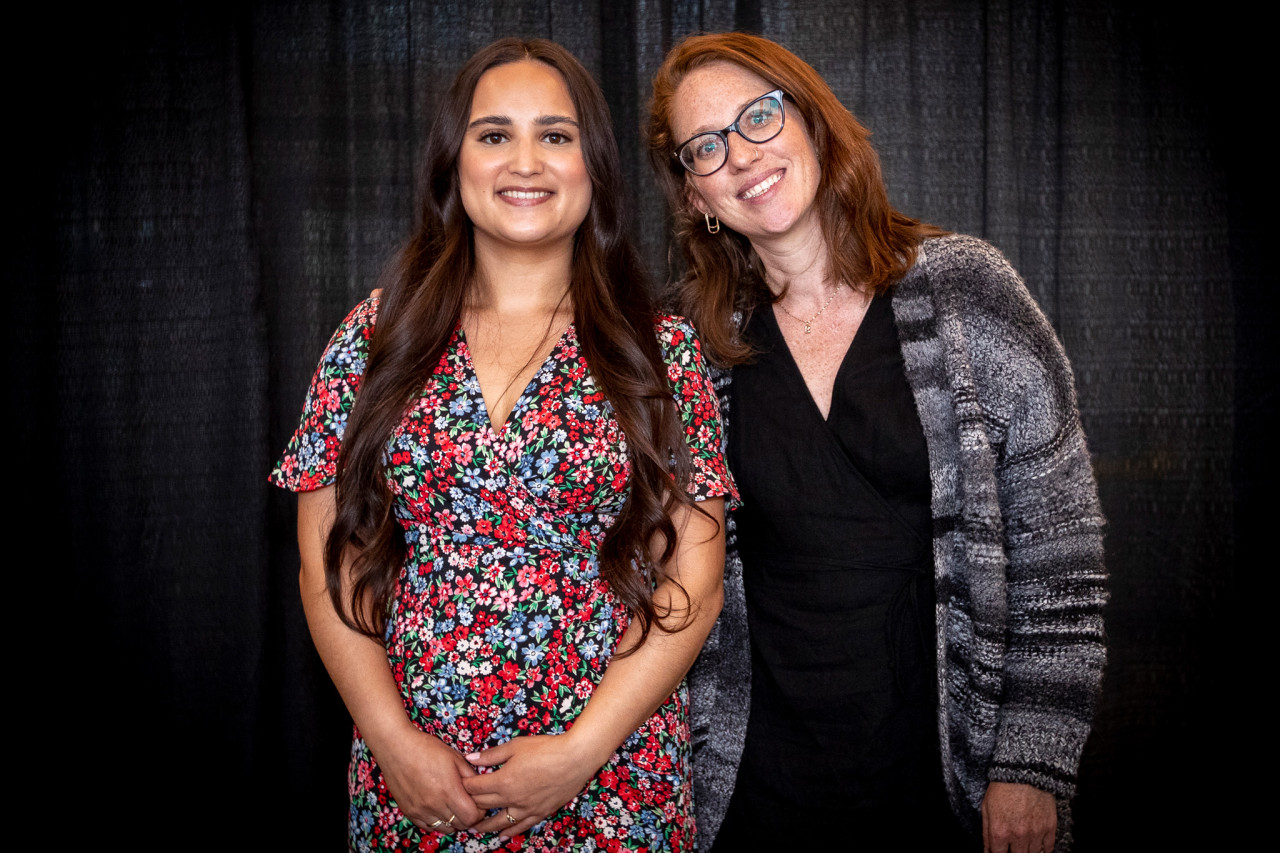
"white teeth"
501,190,551,199
741,172,781,199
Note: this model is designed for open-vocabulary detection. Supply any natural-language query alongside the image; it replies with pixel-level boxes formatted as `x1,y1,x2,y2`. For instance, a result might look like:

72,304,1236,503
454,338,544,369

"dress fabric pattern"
271,298,734,853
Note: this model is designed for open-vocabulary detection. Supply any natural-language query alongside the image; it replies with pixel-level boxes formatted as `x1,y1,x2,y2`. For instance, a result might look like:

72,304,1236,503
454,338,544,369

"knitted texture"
688,235,1107,847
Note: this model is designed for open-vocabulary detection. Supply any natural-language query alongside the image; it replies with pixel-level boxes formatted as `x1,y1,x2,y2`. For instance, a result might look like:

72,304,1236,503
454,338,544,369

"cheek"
785,125,821,178
562,156,593,216
456,151,496,214
456,153,480,193
457,180,483,225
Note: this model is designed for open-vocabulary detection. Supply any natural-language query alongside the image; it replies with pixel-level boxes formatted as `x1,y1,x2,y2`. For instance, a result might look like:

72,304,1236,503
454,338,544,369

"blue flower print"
529,614,553,640
536,448,559,476
270,310,735,852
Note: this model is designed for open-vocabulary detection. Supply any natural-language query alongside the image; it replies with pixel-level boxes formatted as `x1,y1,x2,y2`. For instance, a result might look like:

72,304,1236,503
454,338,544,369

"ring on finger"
444,814,457,828
505,809,518,825
427,818,445,829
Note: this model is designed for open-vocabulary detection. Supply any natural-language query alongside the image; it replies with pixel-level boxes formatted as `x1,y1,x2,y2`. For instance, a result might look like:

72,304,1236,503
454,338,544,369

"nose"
725,133,758,171
509,135,542,176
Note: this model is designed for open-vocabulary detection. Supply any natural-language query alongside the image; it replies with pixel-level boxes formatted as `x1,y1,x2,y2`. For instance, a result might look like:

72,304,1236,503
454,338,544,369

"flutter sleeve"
269,297,379,492
655,315,739,505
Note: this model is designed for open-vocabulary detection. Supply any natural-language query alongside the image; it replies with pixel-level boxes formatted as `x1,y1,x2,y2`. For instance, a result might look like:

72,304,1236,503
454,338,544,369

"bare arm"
463,498,727,836
297,487,483,834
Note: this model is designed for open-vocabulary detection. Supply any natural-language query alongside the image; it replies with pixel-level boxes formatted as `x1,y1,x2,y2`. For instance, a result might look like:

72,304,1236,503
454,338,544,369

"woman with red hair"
647,32,1106,851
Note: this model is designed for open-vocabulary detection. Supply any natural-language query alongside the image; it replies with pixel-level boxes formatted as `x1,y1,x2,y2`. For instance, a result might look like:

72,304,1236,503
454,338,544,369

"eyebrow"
467,114,580,129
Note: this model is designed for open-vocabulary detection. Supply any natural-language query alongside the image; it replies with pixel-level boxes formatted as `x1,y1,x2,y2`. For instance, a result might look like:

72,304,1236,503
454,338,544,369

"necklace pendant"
803,321,812,334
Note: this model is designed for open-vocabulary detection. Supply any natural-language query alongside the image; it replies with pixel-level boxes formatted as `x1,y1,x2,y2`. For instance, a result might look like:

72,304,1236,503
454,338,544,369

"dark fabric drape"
22,2,1258,848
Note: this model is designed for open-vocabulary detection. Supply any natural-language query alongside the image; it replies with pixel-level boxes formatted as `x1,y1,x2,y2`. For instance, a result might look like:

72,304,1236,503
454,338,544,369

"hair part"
327,38,702,648
646,32,948,365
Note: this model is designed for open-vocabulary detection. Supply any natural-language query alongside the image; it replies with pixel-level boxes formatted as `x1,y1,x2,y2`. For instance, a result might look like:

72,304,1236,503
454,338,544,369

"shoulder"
327,296,381,348
654,313,700,346
911,234,1022,302
913,237,1084,448
653,314,725,407
905,235,1059,348
653,313,710,368
315,296,381,371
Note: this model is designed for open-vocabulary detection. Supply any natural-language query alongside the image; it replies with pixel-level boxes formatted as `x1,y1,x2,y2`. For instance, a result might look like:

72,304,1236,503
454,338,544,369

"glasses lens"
737,95,783,143
680,133,727,175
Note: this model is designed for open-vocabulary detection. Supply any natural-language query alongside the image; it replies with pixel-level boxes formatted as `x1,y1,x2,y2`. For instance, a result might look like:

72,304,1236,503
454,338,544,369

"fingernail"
466,752,480,761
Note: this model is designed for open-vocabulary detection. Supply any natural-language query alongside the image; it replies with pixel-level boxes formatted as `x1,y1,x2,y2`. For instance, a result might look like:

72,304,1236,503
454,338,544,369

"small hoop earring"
704,212,720,234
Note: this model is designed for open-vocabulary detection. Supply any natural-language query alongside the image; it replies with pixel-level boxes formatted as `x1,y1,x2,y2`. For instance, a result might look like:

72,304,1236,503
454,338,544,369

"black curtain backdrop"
19,1,1263,848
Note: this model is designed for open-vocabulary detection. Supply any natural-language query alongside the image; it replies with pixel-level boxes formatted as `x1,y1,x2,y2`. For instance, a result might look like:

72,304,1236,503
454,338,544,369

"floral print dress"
271,298,734,852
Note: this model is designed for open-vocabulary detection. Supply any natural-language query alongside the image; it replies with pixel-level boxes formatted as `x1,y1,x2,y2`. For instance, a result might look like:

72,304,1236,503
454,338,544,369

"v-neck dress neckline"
733,295,933,558
456,321,575,437
763,300,861,427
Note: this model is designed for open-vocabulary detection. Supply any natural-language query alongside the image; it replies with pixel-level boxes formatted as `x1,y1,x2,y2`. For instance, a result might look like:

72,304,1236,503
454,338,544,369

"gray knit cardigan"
689,234,1107,847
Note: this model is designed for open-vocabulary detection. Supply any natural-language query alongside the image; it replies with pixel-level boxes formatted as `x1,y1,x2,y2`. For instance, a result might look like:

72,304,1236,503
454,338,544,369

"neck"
471,235,574,314
750,213,832,299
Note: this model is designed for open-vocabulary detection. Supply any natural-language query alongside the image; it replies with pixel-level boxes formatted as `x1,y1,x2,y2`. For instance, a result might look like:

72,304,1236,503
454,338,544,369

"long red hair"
647,32,947,364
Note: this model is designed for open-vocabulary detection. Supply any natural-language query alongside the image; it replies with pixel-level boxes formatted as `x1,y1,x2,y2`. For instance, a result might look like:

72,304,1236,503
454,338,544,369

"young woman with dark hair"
647,32,1107,851
273,38,733,851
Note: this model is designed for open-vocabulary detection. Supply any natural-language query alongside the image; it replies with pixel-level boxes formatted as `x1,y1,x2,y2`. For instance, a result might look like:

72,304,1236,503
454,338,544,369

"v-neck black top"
713,295,964,845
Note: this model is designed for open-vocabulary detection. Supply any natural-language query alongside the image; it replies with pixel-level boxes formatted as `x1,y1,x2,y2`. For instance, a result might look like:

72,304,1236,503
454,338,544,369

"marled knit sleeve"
948,238,1108,799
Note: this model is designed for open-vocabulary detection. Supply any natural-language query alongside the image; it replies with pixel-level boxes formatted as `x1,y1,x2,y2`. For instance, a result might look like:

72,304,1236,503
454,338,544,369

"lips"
739,170,782,200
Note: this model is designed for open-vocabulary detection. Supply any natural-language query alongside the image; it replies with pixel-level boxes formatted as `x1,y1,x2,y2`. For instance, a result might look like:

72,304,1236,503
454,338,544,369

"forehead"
470,60,576,118
670,61,773,139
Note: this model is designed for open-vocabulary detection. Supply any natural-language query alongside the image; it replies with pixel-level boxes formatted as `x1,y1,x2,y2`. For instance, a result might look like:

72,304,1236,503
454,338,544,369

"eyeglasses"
674,89,786,176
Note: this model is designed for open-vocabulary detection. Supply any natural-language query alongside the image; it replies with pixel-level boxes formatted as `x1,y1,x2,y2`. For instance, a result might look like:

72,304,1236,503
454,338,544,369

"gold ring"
445,814,457,827
427,818,444,829
506,810,518,825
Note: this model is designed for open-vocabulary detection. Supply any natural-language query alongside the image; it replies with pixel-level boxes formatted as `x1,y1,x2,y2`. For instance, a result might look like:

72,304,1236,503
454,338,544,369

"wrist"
358,710,422,760
561,723,616,777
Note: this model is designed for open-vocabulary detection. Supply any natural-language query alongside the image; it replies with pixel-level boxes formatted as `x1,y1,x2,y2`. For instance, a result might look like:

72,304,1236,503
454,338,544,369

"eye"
746,100,779,126
543,130,573,145
478,131,507,145
693,135,723,161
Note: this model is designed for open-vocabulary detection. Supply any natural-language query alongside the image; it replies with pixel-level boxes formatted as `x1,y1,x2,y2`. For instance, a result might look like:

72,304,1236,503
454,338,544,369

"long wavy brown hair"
328,38,697,645
646,32,947,365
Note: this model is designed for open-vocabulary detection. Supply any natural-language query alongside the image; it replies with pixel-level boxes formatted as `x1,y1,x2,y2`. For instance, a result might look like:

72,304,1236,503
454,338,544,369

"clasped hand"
463,733,601,838
375,730,484,835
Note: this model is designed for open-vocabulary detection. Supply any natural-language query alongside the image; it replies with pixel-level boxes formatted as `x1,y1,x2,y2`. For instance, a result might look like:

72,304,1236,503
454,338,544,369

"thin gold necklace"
777,285,837,334
468,287,572,414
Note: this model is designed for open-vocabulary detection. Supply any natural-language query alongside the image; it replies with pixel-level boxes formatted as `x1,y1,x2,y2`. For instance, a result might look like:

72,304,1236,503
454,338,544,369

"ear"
683,177,711,217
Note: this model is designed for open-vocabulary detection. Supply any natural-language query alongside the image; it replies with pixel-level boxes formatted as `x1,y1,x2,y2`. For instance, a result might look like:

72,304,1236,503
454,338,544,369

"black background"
16,1,1261,848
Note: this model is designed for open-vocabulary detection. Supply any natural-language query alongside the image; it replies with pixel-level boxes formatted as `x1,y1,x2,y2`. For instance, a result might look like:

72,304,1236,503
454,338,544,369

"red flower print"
271,313,735,851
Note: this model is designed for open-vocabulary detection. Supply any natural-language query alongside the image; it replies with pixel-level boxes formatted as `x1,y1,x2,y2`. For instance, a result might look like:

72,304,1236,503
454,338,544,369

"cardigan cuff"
987,709,1094,799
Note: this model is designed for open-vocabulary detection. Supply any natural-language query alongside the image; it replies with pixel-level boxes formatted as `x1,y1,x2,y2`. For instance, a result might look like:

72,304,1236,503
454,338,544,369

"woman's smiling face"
671,61,822,248
458,60,592,255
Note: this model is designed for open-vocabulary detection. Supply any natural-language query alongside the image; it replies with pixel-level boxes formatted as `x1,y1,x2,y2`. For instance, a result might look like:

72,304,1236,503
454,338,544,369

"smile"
499,189,552,200
740,172,781,200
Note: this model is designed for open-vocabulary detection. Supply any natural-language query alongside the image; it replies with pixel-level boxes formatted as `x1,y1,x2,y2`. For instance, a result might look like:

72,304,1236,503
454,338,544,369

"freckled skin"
673,61,864,420
672,62,823,251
